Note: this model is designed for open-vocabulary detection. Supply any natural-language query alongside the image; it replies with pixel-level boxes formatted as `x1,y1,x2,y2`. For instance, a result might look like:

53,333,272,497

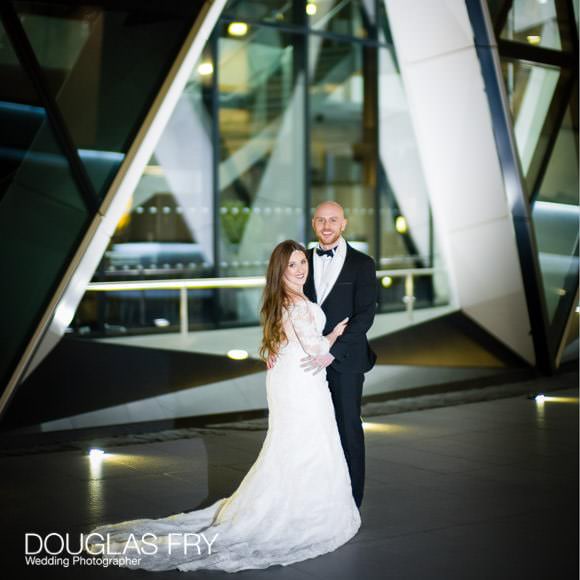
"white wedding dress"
86,299,361,572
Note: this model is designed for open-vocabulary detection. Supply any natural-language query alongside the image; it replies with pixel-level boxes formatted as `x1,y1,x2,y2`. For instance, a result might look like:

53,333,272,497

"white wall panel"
384,0,535,364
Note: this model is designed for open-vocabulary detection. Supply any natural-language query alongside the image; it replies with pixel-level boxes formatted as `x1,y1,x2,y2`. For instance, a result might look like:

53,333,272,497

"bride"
86,240,361,572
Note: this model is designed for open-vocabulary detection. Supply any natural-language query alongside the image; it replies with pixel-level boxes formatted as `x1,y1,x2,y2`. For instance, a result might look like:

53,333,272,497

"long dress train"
85,299,361,572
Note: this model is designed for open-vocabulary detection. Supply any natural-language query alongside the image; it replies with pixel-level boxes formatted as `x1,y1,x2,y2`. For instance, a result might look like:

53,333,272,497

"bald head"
314,201,345,219
312,201,347,249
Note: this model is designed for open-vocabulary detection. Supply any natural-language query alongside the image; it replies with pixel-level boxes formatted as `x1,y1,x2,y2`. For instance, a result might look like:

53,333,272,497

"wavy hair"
259,240,307,362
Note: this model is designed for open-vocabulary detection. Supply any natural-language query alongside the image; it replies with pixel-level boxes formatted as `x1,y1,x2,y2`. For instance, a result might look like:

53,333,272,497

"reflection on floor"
2,375,577,579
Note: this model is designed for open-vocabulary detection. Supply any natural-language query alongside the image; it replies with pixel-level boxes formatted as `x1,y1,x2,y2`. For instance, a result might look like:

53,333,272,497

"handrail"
85,268,443,292
85,268,445,334
86,276,266,291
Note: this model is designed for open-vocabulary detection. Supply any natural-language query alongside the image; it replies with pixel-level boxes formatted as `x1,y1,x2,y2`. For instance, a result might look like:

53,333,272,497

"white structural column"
383,0,535,364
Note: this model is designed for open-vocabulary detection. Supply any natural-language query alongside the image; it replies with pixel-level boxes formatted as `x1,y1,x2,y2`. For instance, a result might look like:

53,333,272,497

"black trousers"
326,367,365,508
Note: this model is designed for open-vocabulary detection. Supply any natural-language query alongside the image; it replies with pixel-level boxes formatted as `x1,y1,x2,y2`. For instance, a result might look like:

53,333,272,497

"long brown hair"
259,240,307,362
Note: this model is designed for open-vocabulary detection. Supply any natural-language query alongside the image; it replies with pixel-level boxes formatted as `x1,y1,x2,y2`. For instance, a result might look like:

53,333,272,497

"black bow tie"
316,246,337,258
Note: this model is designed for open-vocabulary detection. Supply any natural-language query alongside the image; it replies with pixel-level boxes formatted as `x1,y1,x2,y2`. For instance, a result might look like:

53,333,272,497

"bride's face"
283,250,308,290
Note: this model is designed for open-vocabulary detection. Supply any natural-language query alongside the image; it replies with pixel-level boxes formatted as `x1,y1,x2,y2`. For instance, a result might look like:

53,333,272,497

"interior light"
198,62,214,76
527,35,541,45
534,394,545,402
306,3,317,15
575,305,579,313
144,165,164,176
228,22,248,37
227,349,249,360
362,422,407,434
89,448,105,458
395,216,408,234
153,318,170,327
381,276,393,288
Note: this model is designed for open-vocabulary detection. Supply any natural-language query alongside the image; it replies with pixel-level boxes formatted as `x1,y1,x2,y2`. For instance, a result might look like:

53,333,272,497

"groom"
302,201,378,508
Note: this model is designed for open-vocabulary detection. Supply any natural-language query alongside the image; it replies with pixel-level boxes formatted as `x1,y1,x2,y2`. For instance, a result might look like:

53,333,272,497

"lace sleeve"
287,301,330,357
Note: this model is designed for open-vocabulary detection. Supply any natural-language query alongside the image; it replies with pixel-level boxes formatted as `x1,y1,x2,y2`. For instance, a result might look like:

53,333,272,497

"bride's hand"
266,353,277,369
332,317,349,338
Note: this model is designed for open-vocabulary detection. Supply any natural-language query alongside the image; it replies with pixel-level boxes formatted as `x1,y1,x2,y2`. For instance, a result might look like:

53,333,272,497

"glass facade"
502,60,560,182
0,15,90,390
0,1,206,393
14,1,204,199
500,0,562,50
74,0,446,337
493,0,579,345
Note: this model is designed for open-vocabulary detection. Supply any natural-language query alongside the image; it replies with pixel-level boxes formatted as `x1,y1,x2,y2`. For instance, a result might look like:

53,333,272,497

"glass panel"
0,19,90,387
376,43,449,313
531,106,579,322
74,286,262,336
223,0,300,25
14,1,205,199
309,37,375,254
377,0,394,45
92,45,215,283
501,0,562,51
308,0,376,39
72,2,458,338
502,59,560,181
218,25,305,280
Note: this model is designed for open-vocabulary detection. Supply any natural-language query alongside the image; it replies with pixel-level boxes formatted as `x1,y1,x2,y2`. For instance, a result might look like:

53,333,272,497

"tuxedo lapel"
305,248,317,303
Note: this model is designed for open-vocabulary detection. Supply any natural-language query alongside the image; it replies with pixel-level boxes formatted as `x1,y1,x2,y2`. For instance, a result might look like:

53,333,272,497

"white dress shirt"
313,236,347,305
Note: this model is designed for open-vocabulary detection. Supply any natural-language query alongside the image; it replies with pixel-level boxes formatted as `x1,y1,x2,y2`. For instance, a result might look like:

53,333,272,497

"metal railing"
86,268,444,335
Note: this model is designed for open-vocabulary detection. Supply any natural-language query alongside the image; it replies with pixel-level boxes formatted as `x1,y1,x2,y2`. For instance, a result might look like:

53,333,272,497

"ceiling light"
198,62,214,76
228,22,248,37
306,3,317,15
395,216,408,234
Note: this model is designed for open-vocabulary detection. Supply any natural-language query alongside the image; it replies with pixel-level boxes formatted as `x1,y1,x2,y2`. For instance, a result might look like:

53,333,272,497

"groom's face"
312,203,347,248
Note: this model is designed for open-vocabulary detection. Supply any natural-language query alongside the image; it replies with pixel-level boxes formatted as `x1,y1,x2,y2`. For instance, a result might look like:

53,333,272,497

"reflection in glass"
377,0,394,45
538,108,578,206
14,1,203,198
0,18,90,386
71,1,452,336
502,60,559,181
77,286,263,334
96,47,215,282
218,25,305,276
223,0,298,25
377,44,431,269
531,105,579,322
376,43,446,312
308,0,376,39
501,0,562,51
309,37,375,254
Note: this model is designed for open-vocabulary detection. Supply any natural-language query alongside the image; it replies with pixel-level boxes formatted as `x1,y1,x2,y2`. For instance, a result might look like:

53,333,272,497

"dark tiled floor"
1,379,577,580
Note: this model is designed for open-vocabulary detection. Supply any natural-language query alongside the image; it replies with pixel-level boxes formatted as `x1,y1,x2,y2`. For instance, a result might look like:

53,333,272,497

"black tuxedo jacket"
304,243,378,374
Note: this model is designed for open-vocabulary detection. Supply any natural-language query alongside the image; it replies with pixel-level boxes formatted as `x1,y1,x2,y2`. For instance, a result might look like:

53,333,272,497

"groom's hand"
301,353,334,375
